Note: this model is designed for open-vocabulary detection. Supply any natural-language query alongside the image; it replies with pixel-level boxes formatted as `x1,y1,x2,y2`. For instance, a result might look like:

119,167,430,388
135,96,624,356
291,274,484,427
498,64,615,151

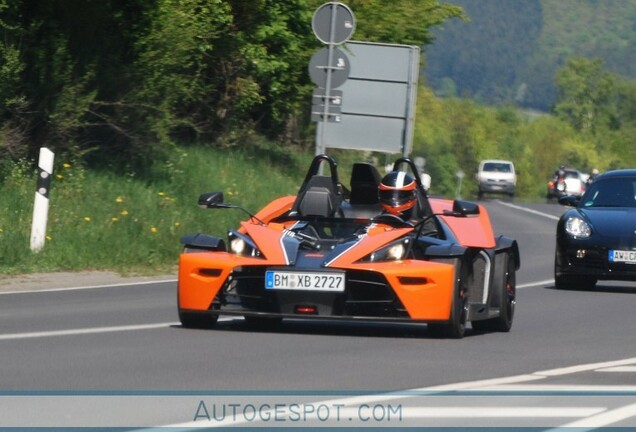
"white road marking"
517,279,553,289
402,407,604,418
0,317,239,340
0,322,178,340
495,199,560,221
548,402,636,430
483,384,636,391
537,357,636,376
596,366,636,373
0,278,177,295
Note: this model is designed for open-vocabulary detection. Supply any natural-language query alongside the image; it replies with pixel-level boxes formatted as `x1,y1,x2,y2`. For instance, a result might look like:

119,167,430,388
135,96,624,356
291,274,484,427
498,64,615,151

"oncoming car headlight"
227,230,263,258
360,239,410,263
565,217,591,238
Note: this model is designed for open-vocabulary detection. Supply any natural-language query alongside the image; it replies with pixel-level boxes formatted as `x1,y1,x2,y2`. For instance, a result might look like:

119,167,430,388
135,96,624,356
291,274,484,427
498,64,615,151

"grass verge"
0,146,312,276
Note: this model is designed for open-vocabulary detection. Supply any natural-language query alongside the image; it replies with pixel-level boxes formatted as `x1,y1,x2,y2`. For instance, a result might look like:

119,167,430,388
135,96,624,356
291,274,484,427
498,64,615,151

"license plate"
265,270,345,292
608,250,636,264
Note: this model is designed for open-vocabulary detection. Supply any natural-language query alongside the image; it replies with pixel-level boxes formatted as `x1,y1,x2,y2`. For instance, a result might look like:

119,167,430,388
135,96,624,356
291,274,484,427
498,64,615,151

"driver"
378,171,418,221
378,171,437,236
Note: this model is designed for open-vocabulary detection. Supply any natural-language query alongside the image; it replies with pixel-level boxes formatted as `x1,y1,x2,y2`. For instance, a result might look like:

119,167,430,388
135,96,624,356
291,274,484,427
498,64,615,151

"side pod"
495,235,520,270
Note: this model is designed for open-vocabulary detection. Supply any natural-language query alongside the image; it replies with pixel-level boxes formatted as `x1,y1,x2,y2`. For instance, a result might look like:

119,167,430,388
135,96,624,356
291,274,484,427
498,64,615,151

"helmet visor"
379,189,415,207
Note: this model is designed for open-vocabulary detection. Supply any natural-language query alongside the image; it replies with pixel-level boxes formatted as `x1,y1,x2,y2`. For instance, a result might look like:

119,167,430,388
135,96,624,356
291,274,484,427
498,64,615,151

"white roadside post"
455,170,465,200
30,147,55,252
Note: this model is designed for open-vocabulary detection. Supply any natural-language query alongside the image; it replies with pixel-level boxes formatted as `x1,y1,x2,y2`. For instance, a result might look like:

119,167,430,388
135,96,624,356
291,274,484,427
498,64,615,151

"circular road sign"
308,47,350,89
312,2,356,45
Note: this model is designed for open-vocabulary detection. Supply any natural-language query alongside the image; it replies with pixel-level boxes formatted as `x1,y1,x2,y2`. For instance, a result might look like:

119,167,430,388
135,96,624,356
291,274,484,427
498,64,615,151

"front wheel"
428,260,467,339
179,310,219,329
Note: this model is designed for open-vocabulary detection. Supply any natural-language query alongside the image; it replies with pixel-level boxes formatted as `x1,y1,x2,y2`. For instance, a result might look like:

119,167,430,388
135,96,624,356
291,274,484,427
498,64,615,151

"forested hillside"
425,0,636,111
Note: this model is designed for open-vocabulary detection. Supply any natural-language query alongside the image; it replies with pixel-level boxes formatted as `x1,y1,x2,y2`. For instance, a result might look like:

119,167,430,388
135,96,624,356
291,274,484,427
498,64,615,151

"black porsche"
555,169,636,289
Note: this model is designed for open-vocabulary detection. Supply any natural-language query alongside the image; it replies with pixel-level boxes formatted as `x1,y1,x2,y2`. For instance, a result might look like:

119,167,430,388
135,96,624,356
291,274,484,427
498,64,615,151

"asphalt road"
2,199,636,429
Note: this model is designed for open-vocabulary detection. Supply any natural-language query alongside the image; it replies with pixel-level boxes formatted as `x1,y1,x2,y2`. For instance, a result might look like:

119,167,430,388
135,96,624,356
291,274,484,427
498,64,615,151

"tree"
345,0,464,46
0,0,467,171
0,0,27,160
554,58,616,134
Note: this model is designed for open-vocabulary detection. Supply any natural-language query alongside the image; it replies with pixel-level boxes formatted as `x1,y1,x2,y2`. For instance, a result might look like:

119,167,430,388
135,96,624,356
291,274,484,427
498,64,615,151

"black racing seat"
342,163,382,218
292,175,340,217
349,163,382,205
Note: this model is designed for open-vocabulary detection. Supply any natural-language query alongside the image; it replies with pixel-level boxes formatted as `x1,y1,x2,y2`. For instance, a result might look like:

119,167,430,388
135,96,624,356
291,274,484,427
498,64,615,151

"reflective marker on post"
30,147,55,252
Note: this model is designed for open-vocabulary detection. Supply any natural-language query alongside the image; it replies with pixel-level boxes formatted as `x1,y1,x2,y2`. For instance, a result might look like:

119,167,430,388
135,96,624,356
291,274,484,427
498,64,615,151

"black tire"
178,310,219,329
428,260,467,339
472,253,516,332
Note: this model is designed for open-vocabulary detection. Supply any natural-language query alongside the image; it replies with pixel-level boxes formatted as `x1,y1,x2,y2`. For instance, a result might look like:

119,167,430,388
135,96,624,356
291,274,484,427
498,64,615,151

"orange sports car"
178,155,519,338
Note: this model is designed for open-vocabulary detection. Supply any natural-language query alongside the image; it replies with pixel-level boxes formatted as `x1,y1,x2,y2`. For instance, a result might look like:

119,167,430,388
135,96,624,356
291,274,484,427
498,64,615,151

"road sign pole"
311,2,355,158
318,3,339,157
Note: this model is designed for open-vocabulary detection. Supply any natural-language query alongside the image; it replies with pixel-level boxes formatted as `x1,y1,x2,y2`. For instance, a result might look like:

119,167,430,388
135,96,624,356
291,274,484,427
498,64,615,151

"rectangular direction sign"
319,114,405,152
346,42,415,82
316,41,419,156
340,80,408,118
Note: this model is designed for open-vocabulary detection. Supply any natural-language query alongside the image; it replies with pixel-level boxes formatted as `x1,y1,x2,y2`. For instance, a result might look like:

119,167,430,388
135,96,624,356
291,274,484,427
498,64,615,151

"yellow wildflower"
150,226,158,233
121,210,129,216
111,217,119,222
84,216,91,222
63,163,71,169
46,235,52,241
158,192,165,196
174,222,181,227
56,174,64,179
115,197,124,203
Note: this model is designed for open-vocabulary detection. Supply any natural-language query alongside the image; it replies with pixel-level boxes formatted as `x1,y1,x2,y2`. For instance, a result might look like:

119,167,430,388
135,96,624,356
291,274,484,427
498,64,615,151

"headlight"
227,230,263,258
230,238,246,254
565,217,591,238
360,239,410,262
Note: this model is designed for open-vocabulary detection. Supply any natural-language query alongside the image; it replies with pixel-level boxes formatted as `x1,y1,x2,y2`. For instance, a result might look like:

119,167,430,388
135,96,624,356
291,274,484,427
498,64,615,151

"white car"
476,160,517,199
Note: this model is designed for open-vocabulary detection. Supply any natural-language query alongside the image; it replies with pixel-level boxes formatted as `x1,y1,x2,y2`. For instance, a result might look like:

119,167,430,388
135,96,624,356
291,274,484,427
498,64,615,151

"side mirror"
198,192,224,208
453,200,480,216
558,195,579,207
444,200,480,217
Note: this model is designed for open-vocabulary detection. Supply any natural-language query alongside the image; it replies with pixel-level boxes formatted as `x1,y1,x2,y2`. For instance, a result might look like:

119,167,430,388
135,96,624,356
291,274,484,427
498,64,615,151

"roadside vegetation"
1,1,635,276
0,147,311,275
3,77,634,276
